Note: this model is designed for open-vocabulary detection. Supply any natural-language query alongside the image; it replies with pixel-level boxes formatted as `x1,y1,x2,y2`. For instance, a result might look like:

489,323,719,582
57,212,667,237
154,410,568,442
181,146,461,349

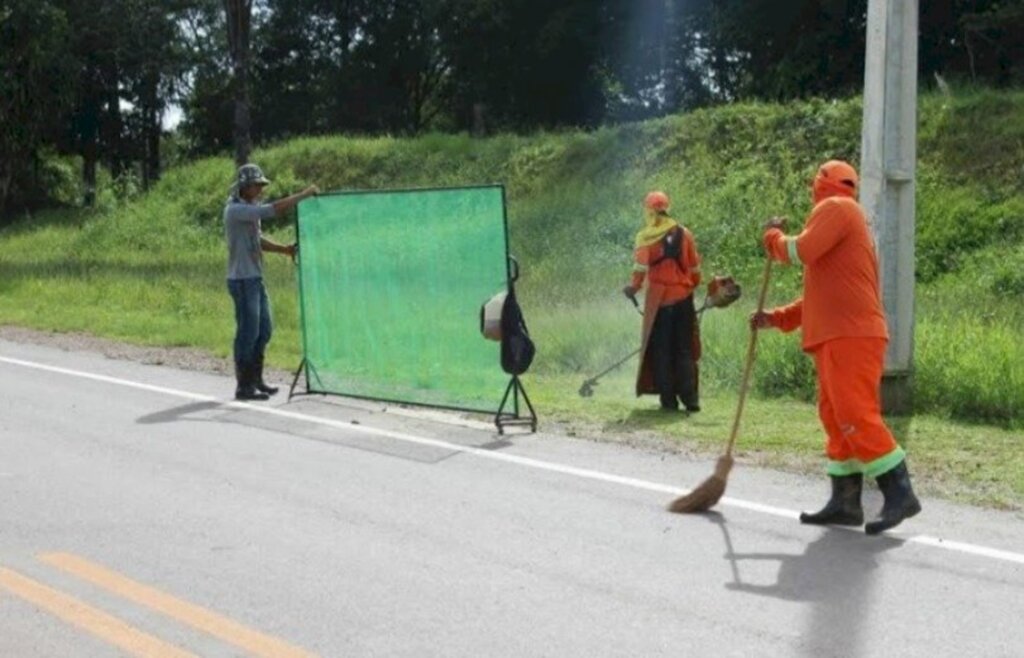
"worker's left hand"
749,310,773,330
763,216,787,232
286,243,299,262
622,285,638,301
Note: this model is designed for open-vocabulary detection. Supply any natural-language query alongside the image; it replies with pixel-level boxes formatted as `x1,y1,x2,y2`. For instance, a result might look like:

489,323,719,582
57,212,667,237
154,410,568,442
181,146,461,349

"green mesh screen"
296,185,511,412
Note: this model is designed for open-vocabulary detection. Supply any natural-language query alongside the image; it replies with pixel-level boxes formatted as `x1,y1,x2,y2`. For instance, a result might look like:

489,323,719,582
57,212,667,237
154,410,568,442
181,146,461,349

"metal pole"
860,0,918,414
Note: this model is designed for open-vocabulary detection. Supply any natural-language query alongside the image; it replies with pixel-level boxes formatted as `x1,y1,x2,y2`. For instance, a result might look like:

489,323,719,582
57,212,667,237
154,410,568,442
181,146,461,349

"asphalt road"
2,338,1023,657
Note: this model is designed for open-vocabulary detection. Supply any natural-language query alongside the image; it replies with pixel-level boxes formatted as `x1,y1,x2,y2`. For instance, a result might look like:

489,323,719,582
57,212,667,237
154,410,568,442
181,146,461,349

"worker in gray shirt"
225,163,318,400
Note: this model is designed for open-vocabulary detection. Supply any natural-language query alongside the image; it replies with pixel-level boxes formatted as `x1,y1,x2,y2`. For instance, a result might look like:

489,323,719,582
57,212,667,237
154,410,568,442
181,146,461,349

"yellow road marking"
39,553,317,658
0,566,197,658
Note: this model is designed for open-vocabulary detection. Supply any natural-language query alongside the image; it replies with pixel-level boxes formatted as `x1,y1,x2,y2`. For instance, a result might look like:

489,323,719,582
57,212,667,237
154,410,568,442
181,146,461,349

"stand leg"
495,376,538,434
287,358,306,401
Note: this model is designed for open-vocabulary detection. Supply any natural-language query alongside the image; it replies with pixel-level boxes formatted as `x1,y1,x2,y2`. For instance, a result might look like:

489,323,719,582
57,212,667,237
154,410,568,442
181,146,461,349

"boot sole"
235,392,270,401
865,499,922,535
800,513,864,527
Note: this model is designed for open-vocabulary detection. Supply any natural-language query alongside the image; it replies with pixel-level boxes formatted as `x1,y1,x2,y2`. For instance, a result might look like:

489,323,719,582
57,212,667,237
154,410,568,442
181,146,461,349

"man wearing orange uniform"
752,160,921,535
624,191,702,412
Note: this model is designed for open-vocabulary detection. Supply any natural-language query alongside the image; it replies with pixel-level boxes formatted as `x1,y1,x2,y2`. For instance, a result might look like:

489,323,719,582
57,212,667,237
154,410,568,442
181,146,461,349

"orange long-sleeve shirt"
631,227,702,305
763,196,888,351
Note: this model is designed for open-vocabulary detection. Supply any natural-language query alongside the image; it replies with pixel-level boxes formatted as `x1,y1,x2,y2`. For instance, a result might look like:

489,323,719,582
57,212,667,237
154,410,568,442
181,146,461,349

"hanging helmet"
644,191,670,212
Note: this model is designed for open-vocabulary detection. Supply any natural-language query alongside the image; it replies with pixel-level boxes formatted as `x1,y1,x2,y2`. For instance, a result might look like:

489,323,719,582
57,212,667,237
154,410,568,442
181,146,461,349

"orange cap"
644,191,670,212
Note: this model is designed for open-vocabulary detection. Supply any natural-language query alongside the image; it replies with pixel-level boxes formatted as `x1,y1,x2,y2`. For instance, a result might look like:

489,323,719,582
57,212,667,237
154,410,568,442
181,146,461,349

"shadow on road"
135,399,512,465
706,512,903,657
136,401,223,424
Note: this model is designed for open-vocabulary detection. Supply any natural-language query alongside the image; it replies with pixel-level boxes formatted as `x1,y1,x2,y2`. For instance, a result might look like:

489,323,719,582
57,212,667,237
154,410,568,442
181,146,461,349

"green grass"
2,87,1023,509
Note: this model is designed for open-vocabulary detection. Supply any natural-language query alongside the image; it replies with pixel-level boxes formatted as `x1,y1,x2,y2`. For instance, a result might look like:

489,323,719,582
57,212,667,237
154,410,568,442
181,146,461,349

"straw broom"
667,257,773,514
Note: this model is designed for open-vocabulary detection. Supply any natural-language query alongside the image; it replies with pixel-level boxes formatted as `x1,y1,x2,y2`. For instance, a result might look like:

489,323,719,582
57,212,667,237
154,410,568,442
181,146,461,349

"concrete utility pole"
860,0,918,414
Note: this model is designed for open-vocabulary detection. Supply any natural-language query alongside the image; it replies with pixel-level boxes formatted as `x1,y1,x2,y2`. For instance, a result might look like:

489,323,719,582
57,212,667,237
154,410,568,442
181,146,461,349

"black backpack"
500,286,535,375
651,226,685,266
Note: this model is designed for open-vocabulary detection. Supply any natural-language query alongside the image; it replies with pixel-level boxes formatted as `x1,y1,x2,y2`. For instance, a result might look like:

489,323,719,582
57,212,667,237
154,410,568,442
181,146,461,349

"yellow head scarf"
634,209,679,248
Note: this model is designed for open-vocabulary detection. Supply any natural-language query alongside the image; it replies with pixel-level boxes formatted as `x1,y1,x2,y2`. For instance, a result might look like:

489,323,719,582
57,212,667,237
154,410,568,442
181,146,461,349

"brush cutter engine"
704,275,741,310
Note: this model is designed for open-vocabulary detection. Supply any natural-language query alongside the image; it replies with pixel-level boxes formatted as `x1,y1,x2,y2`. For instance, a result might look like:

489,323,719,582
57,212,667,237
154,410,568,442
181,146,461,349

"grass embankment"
1,89,1022,508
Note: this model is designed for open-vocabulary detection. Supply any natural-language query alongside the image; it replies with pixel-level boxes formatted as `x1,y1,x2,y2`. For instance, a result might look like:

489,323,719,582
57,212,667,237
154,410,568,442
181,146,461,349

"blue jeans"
228,277,272,368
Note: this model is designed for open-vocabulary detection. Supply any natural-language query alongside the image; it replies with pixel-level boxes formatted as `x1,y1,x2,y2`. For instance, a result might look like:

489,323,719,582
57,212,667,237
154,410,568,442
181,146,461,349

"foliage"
6,0,1024,220
1,89,1023,431
0,1,74,214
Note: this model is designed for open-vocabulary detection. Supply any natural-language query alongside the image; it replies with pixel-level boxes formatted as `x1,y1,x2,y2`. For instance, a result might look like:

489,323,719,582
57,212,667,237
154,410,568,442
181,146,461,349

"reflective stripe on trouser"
813,337,904,478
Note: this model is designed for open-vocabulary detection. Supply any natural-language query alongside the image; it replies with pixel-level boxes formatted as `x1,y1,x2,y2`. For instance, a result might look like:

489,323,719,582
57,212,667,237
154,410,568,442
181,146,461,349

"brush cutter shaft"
580,291,713,396
597,299,709,379
589,347,641,381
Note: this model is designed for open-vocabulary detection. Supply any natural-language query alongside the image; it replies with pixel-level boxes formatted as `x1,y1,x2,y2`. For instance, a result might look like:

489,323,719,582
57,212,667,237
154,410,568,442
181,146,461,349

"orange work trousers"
812,337,905,478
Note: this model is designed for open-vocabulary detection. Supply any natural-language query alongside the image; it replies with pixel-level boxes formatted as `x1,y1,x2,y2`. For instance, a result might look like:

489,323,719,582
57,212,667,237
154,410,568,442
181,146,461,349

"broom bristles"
666,455,734,514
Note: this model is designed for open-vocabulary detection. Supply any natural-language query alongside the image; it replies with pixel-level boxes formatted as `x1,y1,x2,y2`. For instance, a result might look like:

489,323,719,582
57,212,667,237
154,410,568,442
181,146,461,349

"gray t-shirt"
224,199,276,279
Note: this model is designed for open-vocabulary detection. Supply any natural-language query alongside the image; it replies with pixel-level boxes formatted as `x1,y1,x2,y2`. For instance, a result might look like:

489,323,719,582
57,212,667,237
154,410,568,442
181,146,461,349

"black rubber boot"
253,357,279,396
659,393,679,411
235,364,269,401
799,474,865,526
865,460,921,535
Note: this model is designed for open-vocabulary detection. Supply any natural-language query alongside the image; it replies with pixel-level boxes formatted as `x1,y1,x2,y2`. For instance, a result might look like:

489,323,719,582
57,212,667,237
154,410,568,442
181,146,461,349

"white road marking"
2,354,1023,567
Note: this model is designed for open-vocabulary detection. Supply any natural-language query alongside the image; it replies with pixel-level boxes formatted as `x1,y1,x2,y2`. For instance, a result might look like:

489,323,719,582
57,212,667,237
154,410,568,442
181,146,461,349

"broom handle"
724,257,773,458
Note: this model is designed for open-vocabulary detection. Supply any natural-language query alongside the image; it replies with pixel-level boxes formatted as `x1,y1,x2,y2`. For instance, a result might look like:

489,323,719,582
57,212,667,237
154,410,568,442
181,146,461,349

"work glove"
749,310,774,330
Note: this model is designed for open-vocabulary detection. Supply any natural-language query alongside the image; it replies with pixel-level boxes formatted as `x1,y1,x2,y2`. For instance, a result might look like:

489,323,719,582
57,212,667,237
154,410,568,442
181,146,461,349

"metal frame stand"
495,375,537,435
287,358,323,401
287,358,306,401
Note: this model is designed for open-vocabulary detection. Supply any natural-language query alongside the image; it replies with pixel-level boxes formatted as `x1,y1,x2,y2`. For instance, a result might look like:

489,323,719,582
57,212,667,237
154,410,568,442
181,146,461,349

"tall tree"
254,0,448,136
0,0,74,216
346,0,450,133
179,0,234,156
59,0,127,205
224,0,254,165
960,0,1024,83
116,0,195,187
439,0,607,131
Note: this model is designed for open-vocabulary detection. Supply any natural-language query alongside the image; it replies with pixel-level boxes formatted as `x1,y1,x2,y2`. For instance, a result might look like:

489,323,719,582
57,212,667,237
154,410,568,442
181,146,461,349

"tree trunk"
143,73,161,188
105,62,125,179
472,102,487,137
80,99,100,207
232,73,251,165
0,163,13,218
224,0,253,166
146,111,161,188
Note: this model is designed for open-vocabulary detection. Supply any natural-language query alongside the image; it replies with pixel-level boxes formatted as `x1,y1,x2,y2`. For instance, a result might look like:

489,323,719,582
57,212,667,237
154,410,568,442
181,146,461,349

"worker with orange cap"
751,160,920,535
623,191,702,412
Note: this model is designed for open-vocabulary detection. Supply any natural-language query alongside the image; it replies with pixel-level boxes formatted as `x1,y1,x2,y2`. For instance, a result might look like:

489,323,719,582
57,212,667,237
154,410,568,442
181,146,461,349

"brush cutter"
578,276,742,397
667,260,771,514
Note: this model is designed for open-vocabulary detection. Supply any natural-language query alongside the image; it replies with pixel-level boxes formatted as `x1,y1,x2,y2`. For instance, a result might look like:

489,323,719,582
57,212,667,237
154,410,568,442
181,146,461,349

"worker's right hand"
763,216,787,232
304,184,320,198
622,285,638,300
749,310,773,331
